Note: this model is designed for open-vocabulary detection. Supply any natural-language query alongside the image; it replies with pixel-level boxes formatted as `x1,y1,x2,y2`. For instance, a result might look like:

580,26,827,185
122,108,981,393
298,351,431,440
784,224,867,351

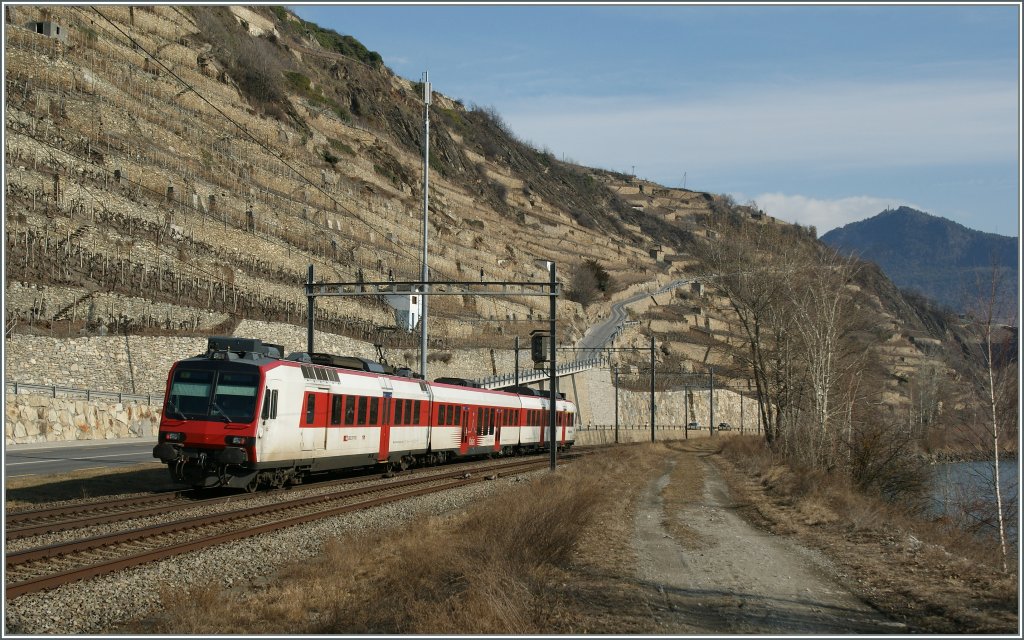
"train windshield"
165,367,260,423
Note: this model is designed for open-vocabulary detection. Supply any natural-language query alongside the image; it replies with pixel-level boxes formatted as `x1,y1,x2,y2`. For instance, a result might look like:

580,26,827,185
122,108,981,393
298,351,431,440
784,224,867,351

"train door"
300,391,328,451
378,386,393,463
459,406,471,455
538,404,546,447
257,380,280,460
494,408,503,453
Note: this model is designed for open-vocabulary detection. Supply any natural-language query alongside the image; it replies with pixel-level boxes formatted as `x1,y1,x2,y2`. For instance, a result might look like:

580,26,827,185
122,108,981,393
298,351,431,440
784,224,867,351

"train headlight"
225,435,253,446
164,432,185,442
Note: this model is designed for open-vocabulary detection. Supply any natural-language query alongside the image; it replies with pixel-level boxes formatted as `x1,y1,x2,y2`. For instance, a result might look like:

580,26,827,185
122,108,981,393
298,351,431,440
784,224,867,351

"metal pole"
650,335,656,442
514,336,520,388
684,384,689,440
614,364,619,444
709,366,715,436
419,72,431,380
549,261,557,471
306,264,314,354
740,388,744,434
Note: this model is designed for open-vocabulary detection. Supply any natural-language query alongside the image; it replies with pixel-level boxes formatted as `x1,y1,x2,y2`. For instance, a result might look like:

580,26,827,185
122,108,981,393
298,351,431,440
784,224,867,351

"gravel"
4,468,536,634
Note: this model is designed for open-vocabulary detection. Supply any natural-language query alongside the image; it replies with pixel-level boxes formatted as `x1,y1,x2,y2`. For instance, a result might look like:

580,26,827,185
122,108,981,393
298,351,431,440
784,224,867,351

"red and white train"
153,337,576,490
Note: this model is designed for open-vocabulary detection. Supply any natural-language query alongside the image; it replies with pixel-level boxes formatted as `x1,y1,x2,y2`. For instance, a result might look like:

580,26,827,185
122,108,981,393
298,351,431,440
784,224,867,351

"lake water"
930,459,1019,544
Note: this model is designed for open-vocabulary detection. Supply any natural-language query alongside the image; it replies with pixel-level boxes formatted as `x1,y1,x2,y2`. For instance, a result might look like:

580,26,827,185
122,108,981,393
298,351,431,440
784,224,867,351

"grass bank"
129,444,661,634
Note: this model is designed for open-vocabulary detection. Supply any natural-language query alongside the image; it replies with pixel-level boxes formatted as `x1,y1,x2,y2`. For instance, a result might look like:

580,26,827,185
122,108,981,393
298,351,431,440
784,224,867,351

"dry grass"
130,445,661,635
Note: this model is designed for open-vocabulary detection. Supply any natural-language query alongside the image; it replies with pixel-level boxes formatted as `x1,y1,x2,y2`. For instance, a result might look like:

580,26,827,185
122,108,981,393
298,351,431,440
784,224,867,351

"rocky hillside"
822,206,1018,316
2,5,974,416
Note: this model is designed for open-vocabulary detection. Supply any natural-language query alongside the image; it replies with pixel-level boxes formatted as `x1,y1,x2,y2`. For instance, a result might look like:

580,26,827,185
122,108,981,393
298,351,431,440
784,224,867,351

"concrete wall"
561,368,762,434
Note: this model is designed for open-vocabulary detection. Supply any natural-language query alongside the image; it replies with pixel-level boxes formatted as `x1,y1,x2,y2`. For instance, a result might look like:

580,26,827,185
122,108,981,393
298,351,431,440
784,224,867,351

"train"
153,336,576,490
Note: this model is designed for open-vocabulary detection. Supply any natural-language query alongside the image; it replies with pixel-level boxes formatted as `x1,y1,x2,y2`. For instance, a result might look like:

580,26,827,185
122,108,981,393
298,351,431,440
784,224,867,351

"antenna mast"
419,71,431,380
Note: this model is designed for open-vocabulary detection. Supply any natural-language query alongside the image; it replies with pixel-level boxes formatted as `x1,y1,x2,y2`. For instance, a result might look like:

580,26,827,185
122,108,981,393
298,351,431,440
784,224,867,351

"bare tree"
963,262,1017,572
695,220,806,445
787,249,874,469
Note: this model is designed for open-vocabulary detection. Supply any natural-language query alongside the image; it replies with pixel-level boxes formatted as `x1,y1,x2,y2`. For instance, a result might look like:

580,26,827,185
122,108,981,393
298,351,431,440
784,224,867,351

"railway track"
4,452,569,540
5,455,572,599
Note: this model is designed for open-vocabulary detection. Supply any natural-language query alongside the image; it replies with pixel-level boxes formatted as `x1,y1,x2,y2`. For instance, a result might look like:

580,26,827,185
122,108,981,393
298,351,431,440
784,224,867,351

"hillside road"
577,278,690,353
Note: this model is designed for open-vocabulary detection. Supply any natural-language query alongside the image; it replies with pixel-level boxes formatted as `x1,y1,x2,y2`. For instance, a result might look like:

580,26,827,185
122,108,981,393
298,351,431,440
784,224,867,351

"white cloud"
501,78,1018,173
745,193,915,235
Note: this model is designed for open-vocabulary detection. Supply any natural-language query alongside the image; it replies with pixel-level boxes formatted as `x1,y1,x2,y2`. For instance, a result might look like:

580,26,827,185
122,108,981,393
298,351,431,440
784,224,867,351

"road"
577,278,691,353
4,439,158,478
633,448,905,634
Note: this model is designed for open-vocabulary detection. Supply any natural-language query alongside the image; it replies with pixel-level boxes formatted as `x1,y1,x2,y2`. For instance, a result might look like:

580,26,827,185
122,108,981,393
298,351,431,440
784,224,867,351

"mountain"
821,207,1018,316
2,5,981,419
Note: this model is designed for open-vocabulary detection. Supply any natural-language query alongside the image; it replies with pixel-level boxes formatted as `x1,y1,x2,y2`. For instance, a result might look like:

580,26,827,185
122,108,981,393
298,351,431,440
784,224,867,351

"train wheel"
244,475,260,493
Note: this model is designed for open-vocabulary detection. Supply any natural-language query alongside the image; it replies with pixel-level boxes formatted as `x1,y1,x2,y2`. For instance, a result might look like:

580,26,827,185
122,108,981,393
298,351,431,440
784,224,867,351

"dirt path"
632,454,909,634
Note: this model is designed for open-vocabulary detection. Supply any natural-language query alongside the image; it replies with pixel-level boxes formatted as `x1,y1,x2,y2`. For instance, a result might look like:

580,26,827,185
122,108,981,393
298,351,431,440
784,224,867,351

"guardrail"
474,357,606,390
5,382,163,406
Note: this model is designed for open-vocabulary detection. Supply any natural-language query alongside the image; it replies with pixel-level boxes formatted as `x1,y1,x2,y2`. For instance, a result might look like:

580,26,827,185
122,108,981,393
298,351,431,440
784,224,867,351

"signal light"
531,333,550,364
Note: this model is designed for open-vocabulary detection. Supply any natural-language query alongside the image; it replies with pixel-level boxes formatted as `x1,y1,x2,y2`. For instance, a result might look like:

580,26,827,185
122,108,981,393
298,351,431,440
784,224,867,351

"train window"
344,396,356,425
305,393,315,425
357,396,368,425
405,399,413,424
260,388,279,421
329,369,340,383
454,405,462,426
331,395,342,425
413,401,421,424
369,398,379,425
394,399,404,425
448,404,456,425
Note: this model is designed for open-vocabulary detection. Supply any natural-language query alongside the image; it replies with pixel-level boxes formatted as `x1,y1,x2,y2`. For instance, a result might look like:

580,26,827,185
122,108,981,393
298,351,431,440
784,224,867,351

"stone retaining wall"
4,357,762,446
5,393,160,445
2,319,523,394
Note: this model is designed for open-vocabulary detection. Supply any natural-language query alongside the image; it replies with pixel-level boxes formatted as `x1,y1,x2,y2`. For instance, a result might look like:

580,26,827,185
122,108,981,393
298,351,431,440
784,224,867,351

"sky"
289,2,1021,237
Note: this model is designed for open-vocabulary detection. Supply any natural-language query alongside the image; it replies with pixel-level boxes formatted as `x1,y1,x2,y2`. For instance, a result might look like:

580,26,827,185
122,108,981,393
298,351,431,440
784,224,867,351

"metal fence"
474,357,606,390
5,382,163,406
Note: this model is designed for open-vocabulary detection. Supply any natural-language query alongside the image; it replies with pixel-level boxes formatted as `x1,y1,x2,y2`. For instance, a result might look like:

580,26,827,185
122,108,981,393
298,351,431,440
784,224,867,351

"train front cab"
153,354,269,490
